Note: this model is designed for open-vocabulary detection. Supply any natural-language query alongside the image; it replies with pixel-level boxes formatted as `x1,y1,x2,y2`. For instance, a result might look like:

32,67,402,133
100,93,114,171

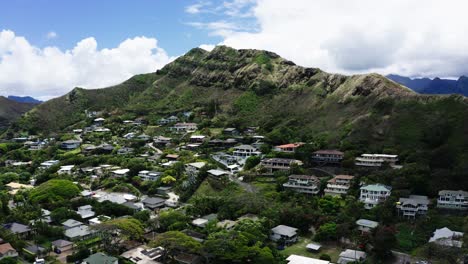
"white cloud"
185,1,212,14
0,30,174,99
199,44,216,51
46,31,58,39
192,0,468,78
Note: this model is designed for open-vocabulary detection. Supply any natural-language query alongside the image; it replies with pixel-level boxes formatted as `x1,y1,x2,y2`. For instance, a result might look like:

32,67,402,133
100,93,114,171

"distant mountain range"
387,74,468,96
7,95,42,104
0,96,36,131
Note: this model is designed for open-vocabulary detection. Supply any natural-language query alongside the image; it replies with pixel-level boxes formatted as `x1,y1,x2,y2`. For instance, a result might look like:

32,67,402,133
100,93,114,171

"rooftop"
271,225,298,237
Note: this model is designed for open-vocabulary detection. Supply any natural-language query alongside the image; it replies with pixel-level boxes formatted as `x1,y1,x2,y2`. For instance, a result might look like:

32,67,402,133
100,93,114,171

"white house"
233,145,261,158
58,165,75,175
437,190,468,210
359,184,392,209
356,219,379,233
138,170,161,181
286,255,331,264
111,169,130,178
429,227,464,248
324,175,354,196
76,205,95,219
337,249,367,264
260,158,303,175
355,154,398,168
283,175,320,194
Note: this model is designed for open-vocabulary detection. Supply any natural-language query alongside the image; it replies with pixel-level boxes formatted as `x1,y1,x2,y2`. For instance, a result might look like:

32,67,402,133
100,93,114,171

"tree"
373,226,397,259
150,231,202,261
315,222,337,241
92,217,144,253
159,209,190,231
244,156,261,170
29,179,80,206
50,207,80,224
161,176,176,185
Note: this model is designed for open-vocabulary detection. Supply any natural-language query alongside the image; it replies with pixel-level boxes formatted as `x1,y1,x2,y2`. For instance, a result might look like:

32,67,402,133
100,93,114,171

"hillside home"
158,118,170,125
167,115,179,123
171,123,197,133
123,132,136,139
83,252,118,264
216,220,237,230
260,158,303,175
356,219,379,233
223,128,239,136
65,225,95,241
429,227,464,248
58,165,75,175
98,143,114,153
40,160,59,169
94,127,111,133
0,243,18,260
274,143,304,153
111,169,130,178
397,195,430,218
5,182,33,195
190,135,206,143
117,147,134,155
270,225,298,245
192,218,209,228
60,140,81,150
142,197,166,210
137,134,151,141
25,141,46,151
312,150,344,164
283,175,320,194
62,219,84,230
88,215,111,225
207,169,230,180
286,255,331,264
437,190,468,210
337,249,367,264
51,239,74,253
185,162,206,176
324,175,354,196
76,205,95,219
121,246,164,264
355,154,399,168
93,117,105,126
359,184,392,209
233,144,261,158
138,170,162,181
154,136,172,145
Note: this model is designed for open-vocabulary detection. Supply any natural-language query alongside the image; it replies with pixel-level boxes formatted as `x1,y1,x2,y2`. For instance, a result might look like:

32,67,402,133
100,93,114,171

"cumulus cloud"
199,44,216,51
0,30,174,100
189,0,468,78
46,31,58,39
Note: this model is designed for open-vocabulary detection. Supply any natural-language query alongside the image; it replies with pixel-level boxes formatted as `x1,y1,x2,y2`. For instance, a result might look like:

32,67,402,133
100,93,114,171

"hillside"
11,46,468,171
387,74,468,96
0,96,36,131
7,95,42,104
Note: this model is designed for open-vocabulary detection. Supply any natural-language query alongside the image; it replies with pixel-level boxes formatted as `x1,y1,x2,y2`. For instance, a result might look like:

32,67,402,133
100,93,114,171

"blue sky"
1,0,467,99
0,0,226,55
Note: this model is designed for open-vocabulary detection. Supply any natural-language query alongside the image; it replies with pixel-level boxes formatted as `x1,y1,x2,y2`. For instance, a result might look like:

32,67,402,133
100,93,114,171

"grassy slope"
0,96,35,131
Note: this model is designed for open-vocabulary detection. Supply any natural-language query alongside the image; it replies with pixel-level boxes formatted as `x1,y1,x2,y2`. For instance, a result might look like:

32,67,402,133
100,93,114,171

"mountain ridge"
0,96,36,131
387,74,468,96
7,95,42,104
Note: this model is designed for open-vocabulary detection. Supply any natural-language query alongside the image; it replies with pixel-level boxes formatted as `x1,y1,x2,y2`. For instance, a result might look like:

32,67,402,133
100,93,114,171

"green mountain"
0,96,36,131
10,46,468,172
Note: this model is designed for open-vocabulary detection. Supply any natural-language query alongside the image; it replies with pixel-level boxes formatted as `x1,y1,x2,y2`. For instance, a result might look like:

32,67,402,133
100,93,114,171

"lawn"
280,237,342,262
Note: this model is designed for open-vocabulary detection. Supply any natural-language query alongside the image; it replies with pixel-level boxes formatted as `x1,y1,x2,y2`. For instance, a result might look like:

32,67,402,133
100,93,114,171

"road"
147,142,163,154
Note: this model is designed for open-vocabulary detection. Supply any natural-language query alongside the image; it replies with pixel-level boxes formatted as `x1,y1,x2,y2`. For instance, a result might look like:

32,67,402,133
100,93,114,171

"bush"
319,254,332,261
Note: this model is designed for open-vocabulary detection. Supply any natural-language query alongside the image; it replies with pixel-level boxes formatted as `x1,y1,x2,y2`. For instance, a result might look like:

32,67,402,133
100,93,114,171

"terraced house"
312,150,344,164
355,154,399,168
324,175,354,196
283,175,320,194
396,195,430,218
260,158,303,175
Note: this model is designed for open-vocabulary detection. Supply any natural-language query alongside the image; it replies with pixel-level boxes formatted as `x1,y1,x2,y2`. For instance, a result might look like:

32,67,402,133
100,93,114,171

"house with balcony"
60,140,81,150
312,150,344,164
397,195,430,218
260,158,303,175
274,143,304,153
359,184,392,209
171,123,197,133
324,175,354,196
233,145,261,158
437,190,468,210
283,175,320,194
138,170,161,181
355,154,399,168
185,162,206,176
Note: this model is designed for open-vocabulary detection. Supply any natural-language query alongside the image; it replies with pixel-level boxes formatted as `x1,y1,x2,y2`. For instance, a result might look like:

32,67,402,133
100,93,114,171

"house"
167,115,179,123
190,135,206,144
260,158,303,175
98,144,114,153
359,184,392,209
51,239,74,253
118,147,134,155
207,169,230,180
185,162,206,176
158,118,170,125
166,154,179,160
64,225,94,241
93,118,105,126
3,223,31,238
356,219,379,233
324,175,354,196
83,252,118,264
154,136,172,145
89,215,111,225
0,243,18,260
5,182,33,195
274,143,304,153
156,186,173,195
138,170,162,181
437,190,468,210
429,227,464,248
121,246,164,264
62,219,84,230
60,140,81,150
283,175,320,194
142,197,166,210
94,127,111,133
355,154,399,168
111,168,130,177
223,128,239,136
270,225,298,245
58,165,75,175
233,145,261,158
181,230,206,243
306,243,322,252
76,205,95,219
123,133,136,139
137,134,151,141
286,255,331,264
40,160,59,169
216,220,237,230
337,249,367,264
312,150,344,164
191,218,209,228
171,123,197,133
397,195,430,218
24,245,46,258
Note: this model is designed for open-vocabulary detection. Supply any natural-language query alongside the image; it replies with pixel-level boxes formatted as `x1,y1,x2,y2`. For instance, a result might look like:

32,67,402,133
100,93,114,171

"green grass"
280,237,341,262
